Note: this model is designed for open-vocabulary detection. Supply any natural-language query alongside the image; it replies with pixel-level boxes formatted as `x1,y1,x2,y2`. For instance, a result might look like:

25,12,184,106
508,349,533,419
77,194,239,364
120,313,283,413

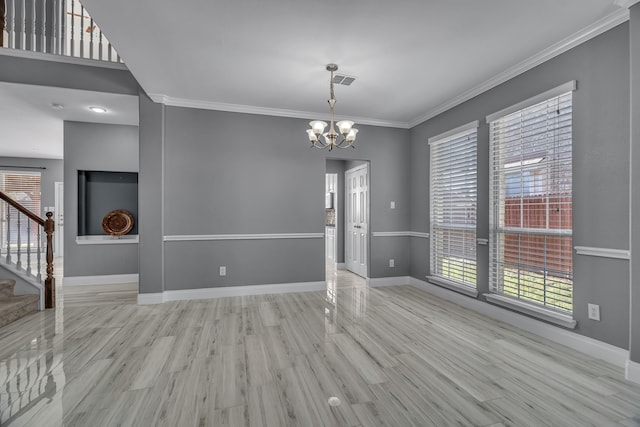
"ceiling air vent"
332,74,356,86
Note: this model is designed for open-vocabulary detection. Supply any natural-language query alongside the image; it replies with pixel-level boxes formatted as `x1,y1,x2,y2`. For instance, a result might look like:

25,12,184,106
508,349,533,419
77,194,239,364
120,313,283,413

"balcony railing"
0,0,122,63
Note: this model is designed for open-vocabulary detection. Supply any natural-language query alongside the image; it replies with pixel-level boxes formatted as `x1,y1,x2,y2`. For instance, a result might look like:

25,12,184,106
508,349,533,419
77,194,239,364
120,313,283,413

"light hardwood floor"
1,267,640,426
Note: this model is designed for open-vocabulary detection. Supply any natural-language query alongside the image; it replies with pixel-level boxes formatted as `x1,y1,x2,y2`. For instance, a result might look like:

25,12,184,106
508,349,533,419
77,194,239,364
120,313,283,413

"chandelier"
306,64,358,151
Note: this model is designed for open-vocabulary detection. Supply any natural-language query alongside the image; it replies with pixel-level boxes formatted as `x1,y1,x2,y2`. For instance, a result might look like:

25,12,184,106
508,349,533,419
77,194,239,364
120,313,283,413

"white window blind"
429,122,478,289
0,170,42,251
488,90,573,313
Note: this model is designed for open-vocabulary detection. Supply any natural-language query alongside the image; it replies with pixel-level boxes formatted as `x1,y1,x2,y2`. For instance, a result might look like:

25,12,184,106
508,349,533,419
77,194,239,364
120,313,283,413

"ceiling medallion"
306,64,358,151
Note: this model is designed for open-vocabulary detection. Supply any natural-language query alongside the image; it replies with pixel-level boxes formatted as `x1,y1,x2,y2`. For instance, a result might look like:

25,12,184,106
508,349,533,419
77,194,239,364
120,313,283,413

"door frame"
345,162,370,278
54,181,63,256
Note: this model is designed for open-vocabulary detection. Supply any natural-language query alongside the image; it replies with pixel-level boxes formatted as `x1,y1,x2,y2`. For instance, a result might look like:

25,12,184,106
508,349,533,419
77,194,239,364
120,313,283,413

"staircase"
0,279,38,327
0,191,55,327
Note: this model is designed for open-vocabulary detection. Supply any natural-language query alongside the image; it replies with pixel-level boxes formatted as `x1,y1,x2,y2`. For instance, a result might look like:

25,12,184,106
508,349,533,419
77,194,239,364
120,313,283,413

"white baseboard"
137,281,326,305
63,274,139,286
626,359,640,384
137,293,164,305
368,276,411,287
407,277,629,368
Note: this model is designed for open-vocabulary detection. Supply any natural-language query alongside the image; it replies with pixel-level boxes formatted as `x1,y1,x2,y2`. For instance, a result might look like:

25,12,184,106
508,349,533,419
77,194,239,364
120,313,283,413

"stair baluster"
29,0,34,51
26,219,31,276
36,226,41,281
40,0,45,52
6,207,11,264
16,211,21,269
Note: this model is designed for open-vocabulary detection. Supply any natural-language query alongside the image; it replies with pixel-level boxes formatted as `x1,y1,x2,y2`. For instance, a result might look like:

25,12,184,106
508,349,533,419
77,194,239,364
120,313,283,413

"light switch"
390,201,395,209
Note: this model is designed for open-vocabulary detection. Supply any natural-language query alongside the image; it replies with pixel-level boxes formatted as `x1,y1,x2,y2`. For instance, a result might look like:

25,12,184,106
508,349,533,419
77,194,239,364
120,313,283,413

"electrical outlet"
390,201,395,209
389,259,395,268
219,266,227,276
588,303,600,321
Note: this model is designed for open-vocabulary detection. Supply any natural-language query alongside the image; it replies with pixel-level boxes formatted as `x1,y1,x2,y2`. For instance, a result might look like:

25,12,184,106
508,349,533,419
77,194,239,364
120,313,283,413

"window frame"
428,120,479,295
486,81,575,319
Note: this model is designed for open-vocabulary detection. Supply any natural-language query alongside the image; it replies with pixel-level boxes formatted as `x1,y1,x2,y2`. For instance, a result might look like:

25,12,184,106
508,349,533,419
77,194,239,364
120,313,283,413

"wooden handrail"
0,190,55,308
0,191,45,225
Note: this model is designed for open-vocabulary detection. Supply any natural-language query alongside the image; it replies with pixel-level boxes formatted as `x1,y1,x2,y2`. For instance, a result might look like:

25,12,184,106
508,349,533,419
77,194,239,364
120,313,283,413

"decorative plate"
102,209,134,236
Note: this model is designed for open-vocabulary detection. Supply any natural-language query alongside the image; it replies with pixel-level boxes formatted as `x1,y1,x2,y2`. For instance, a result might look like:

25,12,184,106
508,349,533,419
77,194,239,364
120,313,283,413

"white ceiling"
0,0,631,159
0,83,138,159
80,0,625,127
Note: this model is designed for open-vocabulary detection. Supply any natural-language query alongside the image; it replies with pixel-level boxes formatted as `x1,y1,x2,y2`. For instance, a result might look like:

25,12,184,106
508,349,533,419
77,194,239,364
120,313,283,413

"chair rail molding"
164,233,324,241
574,246,630,259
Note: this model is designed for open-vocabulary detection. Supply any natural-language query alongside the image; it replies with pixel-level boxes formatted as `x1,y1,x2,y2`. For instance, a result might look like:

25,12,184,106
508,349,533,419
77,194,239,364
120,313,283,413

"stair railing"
0,190,55,308
0,0,122,63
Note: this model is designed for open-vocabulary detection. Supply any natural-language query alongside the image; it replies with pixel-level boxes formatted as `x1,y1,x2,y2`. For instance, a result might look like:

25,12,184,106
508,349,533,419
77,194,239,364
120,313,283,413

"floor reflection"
324,262,369,336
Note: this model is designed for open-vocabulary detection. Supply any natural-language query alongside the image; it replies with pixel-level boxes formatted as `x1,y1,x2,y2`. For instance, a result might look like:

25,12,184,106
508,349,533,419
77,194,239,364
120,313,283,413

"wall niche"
78,170,139,236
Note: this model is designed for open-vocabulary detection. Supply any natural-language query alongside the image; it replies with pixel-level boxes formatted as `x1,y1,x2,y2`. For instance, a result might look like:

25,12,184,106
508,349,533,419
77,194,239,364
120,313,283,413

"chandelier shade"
306,64,358,151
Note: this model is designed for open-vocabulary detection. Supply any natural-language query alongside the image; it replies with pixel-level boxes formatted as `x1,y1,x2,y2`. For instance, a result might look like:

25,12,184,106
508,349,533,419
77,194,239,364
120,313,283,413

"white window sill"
76,235,139,245
426,276,478,298
484,293,577,329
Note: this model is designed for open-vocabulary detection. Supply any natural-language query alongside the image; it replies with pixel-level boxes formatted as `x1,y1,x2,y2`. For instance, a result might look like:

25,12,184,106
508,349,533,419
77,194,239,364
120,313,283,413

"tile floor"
0,264,639,426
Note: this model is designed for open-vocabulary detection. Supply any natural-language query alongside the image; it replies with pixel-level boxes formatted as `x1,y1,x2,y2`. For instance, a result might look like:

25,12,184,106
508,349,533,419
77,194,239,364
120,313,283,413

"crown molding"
408,8,630,128
147,93,410,129
614,0,640,8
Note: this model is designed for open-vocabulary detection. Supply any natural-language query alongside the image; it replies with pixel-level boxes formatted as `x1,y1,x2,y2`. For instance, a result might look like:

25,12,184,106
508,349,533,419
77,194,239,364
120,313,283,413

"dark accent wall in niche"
78,170,139,236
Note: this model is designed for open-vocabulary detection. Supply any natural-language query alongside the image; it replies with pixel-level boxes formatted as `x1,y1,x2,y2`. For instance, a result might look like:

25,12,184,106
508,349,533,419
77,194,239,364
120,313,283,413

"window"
488,82,574,314
429,121,478,290
0,170,42,251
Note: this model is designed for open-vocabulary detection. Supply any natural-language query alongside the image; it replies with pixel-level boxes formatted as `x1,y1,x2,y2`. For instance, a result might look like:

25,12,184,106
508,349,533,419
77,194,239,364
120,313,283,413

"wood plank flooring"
1,268,639,426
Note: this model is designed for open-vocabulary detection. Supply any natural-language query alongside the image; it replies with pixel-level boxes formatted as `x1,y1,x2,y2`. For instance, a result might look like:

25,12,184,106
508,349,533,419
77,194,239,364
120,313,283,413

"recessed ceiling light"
50,103,64,110
89,106,108,113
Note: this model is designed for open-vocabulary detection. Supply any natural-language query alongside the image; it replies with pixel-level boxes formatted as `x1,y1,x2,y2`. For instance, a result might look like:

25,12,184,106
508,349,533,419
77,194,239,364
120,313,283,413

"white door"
345,164,368,277
54,181,64,256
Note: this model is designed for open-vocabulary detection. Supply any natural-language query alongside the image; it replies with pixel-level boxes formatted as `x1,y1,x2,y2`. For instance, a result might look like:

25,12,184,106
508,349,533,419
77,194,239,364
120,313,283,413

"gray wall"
0,157,63,217
410,23,631,349
326,159,345,263
64,121,139,277
630,4,640,363
148,107,410,292
0,55,139,95
138,93,165,295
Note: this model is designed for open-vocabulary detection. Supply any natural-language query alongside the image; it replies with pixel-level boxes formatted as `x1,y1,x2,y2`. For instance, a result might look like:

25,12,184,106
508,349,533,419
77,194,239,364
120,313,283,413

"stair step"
0,295,39,328
0,279,17,299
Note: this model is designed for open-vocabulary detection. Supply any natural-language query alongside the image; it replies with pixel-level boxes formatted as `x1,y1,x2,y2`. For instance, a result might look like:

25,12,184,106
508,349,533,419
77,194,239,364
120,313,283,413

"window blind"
430,123,478,289
488,91,573,313
0,171,42,251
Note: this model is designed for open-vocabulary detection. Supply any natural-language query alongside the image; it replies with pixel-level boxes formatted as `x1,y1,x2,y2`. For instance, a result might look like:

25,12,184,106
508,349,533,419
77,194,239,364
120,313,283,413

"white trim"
408,231,430,238
137,293,164,305
410,9,628,127
486,81,577,123
574,246,630,260
372,231,430,238
484,293,577,329
148,93,410,129
76,235,139,245
138,281,325,305
164,233,324,241
0,48,129,70
372,231,410,237
626,360,640,384
428,120,480,145
63,274,139,286
615,0,640,8
367,276,411,287
0,258,44,310
427,276,478,297
408,277,628,367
